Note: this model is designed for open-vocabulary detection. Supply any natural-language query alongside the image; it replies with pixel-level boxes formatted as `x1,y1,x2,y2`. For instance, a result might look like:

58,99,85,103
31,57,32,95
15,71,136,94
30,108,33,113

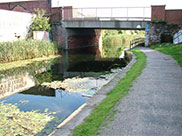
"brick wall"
51,6,74,21
0,3,9,10
67,29,101,54
151,5,166,21
63,6,73,20
0,0,51,14
165,10,182,24
51,24,62,47
68,29,100,47
51,24,101,54
51,7,62,21
152,5,182,25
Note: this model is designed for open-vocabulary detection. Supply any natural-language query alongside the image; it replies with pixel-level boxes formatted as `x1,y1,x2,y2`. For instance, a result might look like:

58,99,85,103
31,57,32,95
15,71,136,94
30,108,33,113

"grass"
72,49,146,136
150,43,182,67
0,39,59,63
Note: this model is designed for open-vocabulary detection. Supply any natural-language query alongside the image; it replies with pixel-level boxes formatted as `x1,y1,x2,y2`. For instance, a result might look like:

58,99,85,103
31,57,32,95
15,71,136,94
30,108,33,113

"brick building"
0,0,51,15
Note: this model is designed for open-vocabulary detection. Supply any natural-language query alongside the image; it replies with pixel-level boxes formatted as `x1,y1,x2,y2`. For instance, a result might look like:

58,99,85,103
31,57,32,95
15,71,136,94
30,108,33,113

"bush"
31,9,51,31
0,40,59,63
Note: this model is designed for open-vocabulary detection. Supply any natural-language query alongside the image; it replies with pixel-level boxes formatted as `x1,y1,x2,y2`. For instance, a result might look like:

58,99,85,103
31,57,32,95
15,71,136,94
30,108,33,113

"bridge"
51,7,151,50
62,7,151,29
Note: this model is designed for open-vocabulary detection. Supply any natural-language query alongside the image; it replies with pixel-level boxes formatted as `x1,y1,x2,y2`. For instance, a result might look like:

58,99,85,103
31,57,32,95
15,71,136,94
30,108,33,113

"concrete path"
98,47,182,136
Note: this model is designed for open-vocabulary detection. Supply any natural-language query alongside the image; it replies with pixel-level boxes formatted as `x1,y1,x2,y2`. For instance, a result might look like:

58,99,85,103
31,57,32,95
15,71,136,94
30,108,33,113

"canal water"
0,48,127,135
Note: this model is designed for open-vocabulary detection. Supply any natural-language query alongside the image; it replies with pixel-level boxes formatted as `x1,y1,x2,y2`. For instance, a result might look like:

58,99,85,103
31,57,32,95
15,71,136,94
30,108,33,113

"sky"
0,0,181,9
52,0,182,9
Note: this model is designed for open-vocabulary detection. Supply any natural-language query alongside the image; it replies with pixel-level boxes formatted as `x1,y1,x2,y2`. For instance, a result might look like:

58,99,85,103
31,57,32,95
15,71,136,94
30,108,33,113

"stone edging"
50,51,136,136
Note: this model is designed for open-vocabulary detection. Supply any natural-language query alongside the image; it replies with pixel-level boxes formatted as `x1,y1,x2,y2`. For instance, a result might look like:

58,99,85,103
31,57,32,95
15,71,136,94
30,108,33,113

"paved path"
98,47,182,136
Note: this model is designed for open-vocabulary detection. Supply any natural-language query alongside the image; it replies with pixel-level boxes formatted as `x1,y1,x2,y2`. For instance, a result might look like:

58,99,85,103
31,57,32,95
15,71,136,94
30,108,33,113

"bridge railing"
62,7,151,21
130,38,145,49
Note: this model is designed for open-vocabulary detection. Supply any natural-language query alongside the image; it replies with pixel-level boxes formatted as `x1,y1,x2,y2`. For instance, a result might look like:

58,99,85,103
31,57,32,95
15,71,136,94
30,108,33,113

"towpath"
98,47,182,136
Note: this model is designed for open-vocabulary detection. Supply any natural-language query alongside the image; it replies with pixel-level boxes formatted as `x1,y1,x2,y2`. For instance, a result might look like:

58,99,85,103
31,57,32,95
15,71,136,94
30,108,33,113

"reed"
0,40,59,63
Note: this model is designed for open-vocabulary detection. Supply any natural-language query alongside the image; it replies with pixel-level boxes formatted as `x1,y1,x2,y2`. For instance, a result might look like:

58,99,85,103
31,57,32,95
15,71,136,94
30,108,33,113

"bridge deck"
62,20,149,29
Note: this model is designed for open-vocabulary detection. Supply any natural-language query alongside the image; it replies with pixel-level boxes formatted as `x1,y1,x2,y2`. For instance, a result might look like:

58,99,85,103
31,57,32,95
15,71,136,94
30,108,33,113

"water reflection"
60,47,126,78
0,87,89,135
1,87,89,119
0,47,126,98
0,46,127,135
20,86,56,97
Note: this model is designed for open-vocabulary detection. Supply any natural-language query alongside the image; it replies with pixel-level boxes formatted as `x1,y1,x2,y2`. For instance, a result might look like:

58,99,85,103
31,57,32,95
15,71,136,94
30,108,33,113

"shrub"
0,40,59,63
31,9,51,31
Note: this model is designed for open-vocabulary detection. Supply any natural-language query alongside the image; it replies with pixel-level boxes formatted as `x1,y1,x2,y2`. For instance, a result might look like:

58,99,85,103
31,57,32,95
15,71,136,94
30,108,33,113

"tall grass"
0,40,59,63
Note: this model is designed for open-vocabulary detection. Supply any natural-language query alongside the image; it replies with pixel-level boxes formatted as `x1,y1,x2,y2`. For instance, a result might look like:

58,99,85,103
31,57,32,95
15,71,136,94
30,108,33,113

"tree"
31,9,51,32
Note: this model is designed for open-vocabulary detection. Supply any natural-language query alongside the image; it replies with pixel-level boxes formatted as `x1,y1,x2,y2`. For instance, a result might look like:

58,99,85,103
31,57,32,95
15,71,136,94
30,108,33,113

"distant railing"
62,7,151,21
130,38,145,48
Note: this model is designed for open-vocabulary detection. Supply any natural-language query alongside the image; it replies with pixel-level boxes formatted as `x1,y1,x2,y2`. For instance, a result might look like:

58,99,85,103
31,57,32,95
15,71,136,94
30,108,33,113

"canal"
0,48,127,135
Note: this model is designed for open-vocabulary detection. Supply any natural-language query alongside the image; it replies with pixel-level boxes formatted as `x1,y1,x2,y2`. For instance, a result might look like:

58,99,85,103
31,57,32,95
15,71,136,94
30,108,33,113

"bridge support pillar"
145,23,150,46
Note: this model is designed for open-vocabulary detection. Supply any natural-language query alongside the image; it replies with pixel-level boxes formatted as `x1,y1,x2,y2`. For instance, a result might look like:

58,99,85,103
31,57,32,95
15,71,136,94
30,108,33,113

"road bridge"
52,7,151,50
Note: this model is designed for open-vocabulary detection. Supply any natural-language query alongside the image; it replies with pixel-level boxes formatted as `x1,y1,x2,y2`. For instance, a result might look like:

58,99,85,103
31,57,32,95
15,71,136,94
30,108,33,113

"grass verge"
150,43,182,67
72,49,146,136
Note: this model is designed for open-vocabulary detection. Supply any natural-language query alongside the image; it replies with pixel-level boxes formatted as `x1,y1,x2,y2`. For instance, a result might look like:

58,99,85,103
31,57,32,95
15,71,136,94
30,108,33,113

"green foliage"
72,49,146,136
102,35,125,58
102,30,145,58
0,102,58,136
0,39,59,63
150,43,182,67
31,9,51,31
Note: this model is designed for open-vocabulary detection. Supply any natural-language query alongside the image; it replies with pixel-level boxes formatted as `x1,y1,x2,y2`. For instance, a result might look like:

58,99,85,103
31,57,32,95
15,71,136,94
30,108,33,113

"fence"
130,38,145,49
0,9,32,42
62,7,151,21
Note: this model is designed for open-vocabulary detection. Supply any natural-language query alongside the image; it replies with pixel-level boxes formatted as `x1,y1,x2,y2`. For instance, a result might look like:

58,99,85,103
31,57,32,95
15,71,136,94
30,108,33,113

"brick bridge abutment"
51,23,102,55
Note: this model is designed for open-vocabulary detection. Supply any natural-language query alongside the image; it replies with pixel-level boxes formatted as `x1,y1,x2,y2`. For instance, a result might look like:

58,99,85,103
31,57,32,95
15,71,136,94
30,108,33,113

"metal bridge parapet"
62,7,151,21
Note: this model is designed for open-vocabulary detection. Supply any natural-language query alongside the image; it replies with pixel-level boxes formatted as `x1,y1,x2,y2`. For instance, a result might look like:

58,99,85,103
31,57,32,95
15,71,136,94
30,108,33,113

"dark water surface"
0,48,126,135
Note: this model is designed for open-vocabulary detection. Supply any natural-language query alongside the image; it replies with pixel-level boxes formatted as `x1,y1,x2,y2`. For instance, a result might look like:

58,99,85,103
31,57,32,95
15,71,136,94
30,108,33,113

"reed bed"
0,40,59,63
